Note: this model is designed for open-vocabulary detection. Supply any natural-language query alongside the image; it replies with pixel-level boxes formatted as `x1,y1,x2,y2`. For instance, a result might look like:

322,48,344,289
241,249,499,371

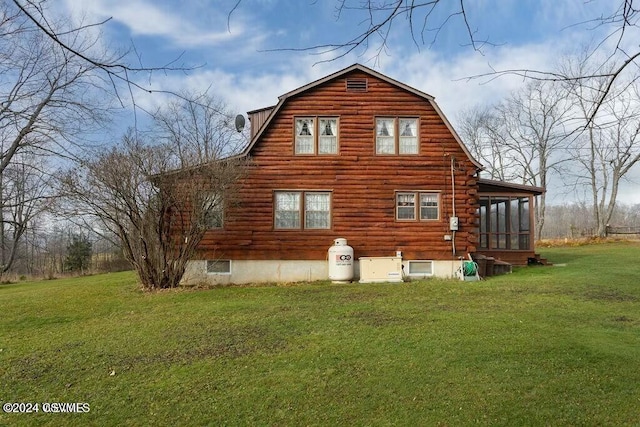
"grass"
1,241,640,426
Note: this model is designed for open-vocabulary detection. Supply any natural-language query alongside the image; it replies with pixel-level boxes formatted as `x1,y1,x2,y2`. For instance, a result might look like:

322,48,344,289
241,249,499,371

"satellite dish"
235,114,246,132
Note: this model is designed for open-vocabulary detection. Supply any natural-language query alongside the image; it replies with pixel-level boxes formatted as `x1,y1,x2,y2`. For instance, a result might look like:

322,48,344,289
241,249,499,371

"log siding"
197,67,480,263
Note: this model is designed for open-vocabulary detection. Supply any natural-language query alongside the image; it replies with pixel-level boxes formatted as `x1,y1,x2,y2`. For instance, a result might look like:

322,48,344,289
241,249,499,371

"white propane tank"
328,238,354,282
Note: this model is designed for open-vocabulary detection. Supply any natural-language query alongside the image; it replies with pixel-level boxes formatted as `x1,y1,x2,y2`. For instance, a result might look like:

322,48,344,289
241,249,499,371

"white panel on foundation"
358,257,403,283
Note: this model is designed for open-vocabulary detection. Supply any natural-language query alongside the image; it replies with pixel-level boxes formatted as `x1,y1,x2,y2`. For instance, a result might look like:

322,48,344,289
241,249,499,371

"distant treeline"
541,202,640,239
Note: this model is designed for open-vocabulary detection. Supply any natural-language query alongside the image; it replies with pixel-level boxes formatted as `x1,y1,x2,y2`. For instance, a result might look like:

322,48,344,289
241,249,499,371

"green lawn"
1,241,640,426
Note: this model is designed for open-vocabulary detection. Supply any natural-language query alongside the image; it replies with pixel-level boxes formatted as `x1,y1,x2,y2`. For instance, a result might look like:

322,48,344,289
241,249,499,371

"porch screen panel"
479,199,489,249
487,197,509,249
497,198,508,249
489,199,498,249
510,198,520,249
519,198,530,249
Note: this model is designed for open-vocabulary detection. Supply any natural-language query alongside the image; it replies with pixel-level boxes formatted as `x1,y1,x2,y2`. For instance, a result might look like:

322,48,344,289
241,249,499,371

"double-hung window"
376,118,395,154
420,193,439,220
295,118,315,154
396,192,440,221
203,193,224,229
275,191,331,229
295,117,338,155
376,117,419,155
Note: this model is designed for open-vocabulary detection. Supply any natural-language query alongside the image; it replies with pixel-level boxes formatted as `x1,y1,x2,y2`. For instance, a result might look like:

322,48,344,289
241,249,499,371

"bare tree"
541,202,595,239
0,153,56,274
457,106,514,181
559,50,640,237
10,0,194,108
459,81,574,239
230,1,493,64
493,81,574,239
152,92,248,165
0,1,115,275
62,97,247,290
230,1,639,121
0,1,223,277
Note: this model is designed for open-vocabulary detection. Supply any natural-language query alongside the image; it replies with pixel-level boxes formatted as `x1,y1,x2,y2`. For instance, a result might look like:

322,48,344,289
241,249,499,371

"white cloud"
62,0,243,47
57,0,638,205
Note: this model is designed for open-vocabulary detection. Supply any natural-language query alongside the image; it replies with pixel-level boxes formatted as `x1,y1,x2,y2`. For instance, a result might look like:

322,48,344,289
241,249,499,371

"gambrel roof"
242,63,483,170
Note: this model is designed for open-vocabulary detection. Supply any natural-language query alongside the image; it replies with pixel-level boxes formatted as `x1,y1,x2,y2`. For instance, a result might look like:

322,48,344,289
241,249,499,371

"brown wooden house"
182,64,544,285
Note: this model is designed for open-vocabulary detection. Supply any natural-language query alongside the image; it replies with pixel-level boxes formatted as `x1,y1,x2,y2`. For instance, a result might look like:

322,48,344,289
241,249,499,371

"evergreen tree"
65,234,92,273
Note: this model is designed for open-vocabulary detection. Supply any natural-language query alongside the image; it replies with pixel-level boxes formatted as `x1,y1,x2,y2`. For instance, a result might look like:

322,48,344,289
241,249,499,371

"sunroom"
475,178,545,266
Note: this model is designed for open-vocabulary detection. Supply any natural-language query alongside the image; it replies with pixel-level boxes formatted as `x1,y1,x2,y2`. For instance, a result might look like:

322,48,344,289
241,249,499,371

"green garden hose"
463,261,478,276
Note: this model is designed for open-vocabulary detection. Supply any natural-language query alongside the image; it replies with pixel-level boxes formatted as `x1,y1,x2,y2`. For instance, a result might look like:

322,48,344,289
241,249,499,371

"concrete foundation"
182,259,463,285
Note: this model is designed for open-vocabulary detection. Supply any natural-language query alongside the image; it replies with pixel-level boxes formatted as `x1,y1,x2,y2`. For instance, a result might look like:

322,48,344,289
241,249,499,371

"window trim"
375,117,420,155
203,193,224,229
294,116,339,155
274,190,332,230
395,191,441,222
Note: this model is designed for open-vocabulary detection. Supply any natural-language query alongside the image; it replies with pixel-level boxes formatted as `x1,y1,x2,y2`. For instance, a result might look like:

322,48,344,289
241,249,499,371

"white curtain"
295,118,314,154
399,118,418,154
319,118,337,154
376,118,395,154
275,192,301,228
305,193,330,229
420,193,438,220
397,193,415,220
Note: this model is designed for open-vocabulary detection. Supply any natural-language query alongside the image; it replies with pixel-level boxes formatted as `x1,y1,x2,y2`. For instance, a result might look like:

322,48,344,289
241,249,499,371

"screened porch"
475,179,544,266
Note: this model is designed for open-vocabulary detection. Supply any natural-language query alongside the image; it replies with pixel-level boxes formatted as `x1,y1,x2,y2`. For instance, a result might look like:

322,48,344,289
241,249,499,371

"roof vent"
346,78,368,92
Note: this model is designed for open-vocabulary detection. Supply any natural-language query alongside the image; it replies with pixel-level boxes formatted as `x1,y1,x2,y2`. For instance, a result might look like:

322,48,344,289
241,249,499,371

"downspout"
450,156,456,257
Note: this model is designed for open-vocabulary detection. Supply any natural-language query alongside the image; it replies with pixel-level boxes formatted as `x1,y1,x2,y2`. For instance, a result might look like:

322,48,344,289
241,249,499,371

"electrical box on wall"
449,216,459,231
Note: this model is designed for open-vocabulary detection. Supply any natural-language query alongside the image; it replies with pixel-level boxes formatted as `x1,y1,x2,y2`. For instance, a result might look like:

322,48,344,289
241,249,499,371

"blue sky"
58,0,639,203
58,0,616,114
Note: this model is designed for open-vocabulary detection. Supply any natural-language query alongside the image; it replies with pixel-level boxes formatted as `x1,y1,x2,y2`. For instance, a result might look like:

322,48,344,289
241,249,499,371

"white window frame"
396,191,440,221
376,117,419,155
295,117,339,155
206,260,231,274
399,118,419,154
274,191,301,229
375,117,396,155
274,191,332,230
304,192,331,229
396,192,416,220
295,117,315,154
420,193,439,220
318,118,338,154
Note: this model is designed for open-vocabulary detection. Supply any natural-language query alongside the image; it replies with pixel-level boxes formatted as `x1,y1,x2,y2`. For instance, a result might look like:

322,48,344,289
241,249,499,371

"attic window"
346,78,368,92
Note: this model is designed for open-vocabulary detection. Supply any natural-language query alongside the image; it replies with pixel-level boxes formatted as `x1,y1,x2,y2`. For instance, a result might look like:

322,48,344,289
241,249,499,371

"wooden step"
529,254,552,266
